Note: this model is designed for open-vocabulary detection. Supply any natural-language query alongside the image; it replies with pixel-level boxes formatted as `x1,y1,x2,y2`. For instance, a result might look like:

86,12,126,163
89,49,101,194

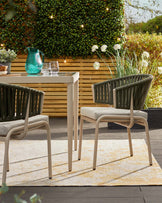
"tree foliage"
128,15,162,34
142,15,162,34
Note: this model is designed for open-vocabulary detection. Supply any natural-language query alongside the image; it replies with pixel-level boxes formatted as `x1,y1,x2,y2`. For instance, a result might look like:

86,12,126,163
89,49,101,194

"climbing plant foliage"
0,0,35,54
0,0,125,58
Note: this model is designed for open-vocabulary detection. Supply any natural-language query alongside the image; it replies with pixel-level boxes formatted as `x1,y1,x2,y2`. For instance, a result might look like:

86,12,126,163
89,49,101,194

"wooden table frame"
0,72,79,171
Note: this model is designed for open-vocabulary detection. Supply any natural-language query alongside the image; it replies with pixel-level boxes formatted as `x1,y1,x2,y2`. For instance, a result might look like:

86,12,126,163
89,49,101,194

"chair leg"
7,153,9,172
2,138,10,184
45,122,52,179
144,121,152,166
93,121,99,170
127,128,133,156
78,116,83,160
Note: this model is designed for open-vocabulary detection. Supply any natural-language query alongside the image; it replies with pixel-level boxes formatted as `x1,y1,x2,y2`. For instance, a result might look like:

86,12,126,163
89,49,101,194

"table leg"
67,83,74,171
74,80,79,151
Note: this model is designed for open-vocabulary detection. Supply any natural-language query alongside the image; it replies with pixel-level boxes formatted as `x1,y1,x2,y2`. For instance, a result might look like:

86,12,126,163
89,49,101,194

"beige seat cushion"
0,115,49,135
81,107,147,120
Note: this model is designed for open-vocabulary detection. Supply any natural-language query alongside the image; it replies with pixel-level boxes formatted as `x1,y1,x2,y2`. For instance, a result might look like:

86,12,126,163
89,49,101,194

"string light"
1,44,4,47
106,7,109,11
80,24,84,28
64,59,67,63
49,15,54,19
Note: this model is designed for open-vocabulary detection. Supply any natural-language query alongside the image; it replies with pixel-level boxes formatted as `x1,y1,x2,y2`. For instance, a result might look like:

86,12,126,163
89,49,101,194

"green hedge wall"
0,0,35,54
0,0,125,58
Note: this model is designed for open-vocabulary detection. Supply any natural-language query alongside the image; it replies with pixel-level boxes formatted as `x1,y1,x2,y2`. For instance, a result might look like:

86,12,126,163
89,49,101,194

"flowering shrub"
92,44,139,78
125,33,162,69
158,67,162,74
145,86,162,108
138,51,162,75
136,50,162,108
0,48,17,63
118,33,162,108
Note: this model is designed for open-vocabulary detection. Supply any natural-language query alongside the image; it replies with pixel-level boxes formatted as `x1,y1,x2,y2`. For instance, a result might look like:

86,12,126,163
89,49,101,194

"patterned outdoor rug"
0,139,162,186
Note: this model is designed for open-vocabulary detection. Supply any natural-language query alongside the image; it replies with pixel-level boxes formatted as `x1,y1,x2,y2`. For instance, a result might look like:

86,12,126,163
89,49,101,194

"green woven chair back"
93,74,153,110
0,83,43,122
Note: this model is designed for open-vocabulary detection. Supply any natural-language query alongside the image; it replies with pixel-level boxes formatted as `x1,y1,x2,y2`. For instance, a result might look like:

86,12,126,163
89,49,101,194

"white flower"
101,45,107,52
142,51,149,58
134,68,139,74
92,45,98,52
142,60,148,68
0,48,17,63
93,62,100,70
158,67,162,74
160,52,162,58
113,44,121,51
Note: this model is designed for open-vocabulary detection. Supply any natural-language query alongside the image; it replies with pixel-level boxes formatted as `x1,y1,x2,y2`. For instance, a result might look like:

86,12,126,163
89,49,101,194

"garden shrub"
142,15,162,34
126,33,162,66
128,22,145,34
126,33,162,107
127,15,162,34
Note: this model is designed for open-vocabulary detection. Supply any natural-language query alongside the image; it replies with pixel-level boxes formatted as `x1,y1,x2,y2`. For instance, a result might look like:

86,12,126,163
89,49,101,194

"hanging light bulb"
106,7,109,11
80,24,84,28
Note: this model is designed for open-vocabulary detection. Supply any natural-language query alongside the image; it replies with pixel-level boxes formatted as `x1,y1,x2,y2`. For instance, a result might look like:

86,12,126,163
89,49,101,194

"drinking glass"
41,62,50,76
50,61,59,75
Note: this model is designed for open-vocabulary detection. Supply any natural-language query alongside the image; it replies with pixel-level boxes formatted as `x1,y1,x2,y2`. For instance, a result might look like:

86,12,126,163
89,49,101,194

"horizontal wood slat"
10,55,114,117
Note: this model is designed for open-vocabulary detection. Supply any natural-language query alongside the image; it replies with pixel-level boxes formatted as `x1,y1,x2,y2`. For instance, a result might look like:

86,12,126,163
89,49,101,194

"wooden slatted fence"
11,55,115,116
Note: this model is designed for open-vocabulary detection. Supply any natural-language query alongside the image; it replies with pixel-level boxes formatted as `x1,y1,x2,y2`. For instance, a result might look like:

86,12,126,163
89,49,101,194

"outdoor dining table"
0,72,79,172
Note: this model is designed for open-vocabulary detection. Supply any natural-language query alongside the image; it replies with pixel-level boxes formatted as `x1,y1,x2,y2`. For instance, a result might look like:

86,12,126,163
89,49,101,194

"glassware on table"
41,62,50,76
50,61,59,76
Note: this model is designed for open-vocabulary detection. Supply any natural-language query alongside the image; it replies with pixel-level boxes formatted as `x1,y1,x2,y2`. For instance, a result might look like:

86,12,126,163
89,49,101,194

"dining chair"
78,74,153,170
0,83,52,184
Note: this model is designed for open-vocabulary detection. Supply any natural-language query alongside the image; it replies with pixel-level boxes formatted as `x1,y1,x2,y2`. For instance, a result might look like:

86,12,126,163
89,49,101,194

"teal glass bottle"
25,47,44,74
